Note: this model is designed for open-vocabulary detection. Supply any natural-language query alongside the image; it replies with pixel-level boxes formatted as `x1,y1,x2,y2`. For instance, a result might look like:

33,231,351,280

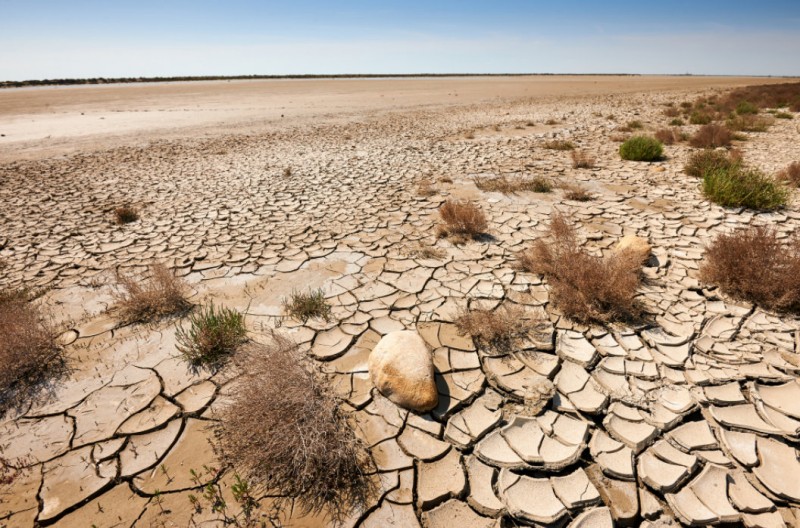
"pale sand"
0,75,786,161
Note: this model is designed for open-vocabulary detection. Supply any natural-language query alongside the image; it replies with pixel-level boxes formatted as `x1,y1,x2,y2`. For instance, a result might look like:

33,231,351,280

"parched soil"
1,76,800,527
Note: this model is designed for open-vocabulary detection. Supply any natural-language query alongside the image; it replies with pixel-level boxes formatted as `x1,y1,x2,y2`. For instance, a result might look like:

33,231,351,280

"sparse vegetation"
626,120,644,130
571,150,595,169
176,303,247,365
406,242,447,260
219,333,374,522
669,118,685,126
684,149,742,178
283,166,293,177
735,101,758,115
455,304,535,353
0,288,64,414
474,175,552,194
282,288,332,323
619,136,663,162
114,263,190,323
114,205,139,224
436,200,488,242
689,111,713,125
689,124,732,149
563,184,594,201
545,118,559,125
654,128,678,145
518,214,642,324
702,165,788,210
663,107,680,118
775,111,794,119
543,139,575,150
416,179,436,197
726,114,774,132
701,226,800,312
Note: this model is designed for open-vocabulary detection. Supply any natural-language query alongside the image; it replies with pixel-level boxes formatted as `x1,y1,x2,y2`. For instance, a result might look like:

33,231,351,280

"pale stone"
369,330,438,412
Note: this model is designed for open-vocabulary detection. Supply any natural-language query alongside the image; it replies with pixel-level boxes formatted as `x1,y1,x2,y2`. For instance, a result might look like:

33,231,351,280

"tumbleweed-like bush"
456,304,533,353
777,161,800,187
176,302,247,365
571,150,596,169
114,205,139,224
0,289,64,413
619,136,663,162
689,124,732,149
518,214,642,324
436,200,488,241
700,226,800,312
114,263,191,323
220,333,374,522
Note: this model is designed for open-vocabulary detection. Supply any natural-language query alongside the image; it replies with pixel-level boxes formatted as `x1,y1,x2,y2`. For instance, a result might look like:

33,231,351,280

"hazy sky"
2,0,800,80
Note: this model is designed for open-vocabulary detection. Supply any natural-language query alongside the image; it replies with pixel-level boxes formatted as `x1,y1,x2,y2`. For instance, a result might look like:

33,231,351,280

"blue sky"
1,0,799,80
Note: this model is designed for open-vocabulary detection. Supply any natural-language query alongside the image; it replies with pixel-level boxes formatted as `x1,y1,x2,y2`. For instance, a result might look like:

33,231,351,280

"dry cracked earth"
2,86,800,528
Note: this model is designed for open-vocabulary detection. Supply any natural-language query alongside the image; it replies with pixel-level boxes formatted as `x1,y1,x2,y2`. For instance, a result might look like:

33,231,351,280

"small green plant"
775,111,794,120
735,101,758,115
189,468,264,527
176,303,247,365
690,111,713,125
703,166,788,210
669,118,685,126
619,136,663,162
282,288,332,323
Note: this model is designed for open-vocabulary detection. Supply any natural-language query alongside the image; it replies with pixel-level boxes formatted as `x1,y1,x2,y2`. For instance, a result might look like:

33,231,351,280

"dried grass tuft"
543,139,575,151
571,150,595,169
114,205,139,224
474,175,552,194
436,200,488,241
455,304,536,353
220,333,374,523
689,124,732,149
518,214,643,324
777,161,800,187
114,263,190,323
701,226,800,312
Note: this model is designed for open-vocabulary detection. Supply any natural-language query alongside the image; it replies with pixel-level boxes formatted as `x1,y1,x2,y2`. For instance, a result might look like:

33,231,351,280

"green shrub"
727,114,774,132
735,101,758,115
775,111,794,120
703,166,788,210
619,136,663,162
176,303,247,365
669,118,685,126
626,120,644,130
283,288,332,323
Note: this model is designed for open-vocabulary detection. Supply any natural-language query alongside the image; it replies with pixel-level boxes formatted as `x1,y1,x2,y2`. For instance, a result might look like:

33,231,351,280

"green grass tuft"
176,302,247,365
619,136,663,162
283,288,333,323
703,166,789,210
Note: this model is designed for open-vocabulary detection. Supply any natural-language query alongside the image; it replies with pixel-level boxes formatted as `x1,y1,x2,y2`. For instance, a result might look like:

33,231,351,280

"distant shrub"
619,136,663,161
220,334,374,522
282,288,332,323
689,124,732,149
545,118,560,125
777,162,800,187
735,101,758,115
176,303,247,365
543,139,575,151
774,111,794,120
703,166,788,210
626,120,644,130
571,150,596,169
669,118,685,126
518,214,642,323
684,150,742,178
436,200,488,242
563,184,594,201
475,175,552,194
663,107,680,118
690,111,713,125
701,226,800,312
727,114,774,132
654,128,677,145
416,179,436,197
114,263,190,323
114,205,139,224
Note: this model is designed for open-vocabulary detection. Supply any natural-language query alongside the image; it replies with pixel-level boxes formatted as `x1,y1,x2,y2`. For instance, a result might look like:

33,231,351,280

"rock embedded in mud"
369,330,438,412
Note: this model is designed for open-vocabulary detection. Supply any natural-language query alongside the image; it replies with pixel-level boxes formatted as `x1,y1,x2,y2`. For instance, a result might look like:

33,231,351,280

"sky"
1,0,800,80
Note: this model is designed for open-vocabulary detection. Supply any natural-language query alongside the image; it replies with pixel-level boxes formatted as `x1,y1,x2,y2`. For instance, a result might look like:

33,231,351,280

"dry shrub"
220,334,374,522
684,150,742,178
669,118,685,126
0,289,63,414
475,175,552,194
518,214,642,324
439,175,453,184
689,111,713,125
774,111,794,120
283,166,292,177
543,139,575,151
654,128,681,145
416,179,436,197
563,184,594,201
464,129,476,139
663,107,680,118
405,242,447,260
436,200,488,241
114,263,190,323
455,304,536,353
701,226,800,312
609,133,629,143
626,120,644,130
778,161,800,187
545,118,560,125
114,205,139,224
571,150,595,169
689,124,732,148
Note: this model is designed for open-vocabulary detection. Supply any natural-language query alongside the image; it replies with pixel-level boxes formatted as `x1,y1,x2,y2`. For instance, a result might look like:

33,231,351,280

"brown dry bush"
689,124,732,148
778,162,800,187
114,205,139,224
700,226,800,312
220,334,374,523
114,263,191,323
571,150,595,169
663,106,680,118
474,175,552,194
518,214,642,324
0,289,64,414
436,200,488,241
726,114,774,132
455,304,536,353
416,179,436,197
562,184,595,201
405,242,447,260
543,139,575,151
684,149,742,178
654,128,679,145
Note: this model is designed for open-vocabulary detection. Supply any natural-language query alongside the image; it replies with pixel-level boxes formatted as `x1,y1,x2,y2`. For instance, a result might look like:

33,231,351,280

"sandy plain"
1,75,800,527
